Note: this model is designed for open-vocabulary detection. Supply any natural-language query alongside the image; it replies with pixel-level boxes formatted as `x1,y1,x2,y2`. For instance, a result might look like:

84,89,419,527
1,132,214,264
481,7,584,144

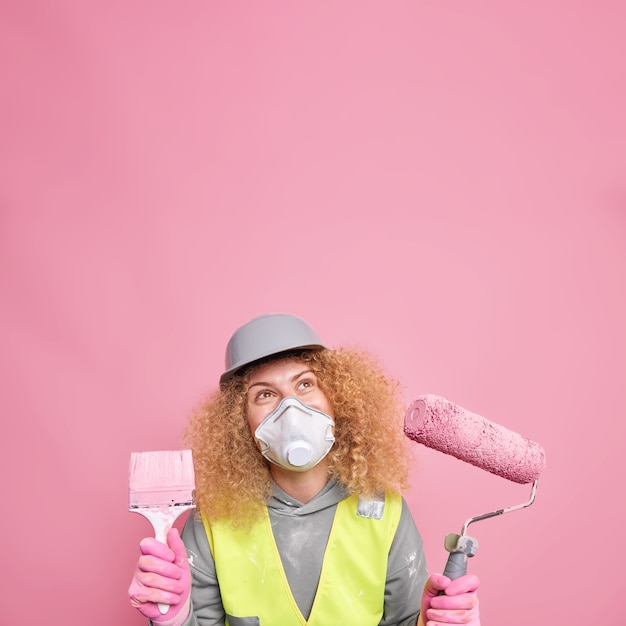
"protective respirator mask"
254,397,335,472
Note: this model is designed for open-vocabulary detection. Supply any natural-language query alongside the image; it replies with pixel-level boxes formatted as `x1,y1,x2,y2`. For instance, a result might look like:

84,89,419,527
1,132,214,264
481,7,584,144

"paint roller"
404,394,546,580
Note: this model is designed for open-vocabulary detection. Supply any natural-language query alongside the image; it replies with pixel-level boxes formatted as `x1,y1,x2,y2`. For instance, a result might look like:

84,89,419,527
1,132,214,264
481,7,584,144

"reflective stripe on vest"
202,492,403,626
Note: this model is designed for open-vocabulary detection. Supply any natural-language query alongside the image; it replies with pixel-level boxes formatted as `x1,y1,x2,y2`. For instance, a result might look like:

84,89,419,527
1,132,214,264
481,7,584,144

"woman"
129,313,480,625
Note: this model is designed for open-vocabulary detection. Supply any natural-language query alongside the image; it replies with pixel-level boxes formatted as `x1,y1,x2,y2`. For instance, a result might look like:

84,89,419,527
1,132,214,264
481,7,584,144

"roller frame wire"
442,478,540,581
460,477,539,536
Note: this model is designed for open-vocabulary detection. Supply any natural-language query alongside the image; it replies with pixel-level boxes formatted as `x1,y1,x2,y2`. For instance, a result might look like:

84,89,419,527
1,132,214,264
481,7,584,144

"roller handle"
442,551,468,580
439,533,478,593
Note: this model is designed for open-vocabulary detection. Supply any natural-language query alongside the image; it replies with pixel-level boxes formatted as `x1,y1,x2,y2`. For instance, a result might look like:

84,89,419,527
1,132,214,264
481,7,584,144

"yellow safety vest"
202,492,403,626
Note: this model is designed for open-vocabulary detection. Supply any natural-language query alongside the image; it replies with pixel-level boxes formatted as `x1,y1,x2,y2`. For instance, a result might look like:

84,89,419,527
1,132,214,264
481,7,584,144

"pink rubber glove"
129,527,191,626
419,573,480,625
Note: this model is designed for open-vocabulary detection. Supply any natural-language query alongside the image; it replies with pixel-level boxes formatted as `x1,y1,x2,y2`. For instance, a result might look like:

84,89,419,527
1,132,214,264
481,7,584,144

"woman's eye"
297,378,314,390
253,390,273,402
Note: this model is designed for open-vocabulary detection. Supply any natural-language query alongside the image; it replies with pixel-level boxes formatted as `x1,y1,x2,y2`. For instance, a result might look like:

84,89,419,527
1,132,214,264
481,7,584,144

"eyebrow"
246,369,315,392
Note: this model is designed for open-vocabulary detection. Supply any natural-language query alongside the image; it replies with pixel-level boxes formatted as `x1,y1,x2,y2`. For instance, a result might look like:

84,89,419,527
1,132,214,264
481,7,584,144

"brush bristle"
129,450,195,508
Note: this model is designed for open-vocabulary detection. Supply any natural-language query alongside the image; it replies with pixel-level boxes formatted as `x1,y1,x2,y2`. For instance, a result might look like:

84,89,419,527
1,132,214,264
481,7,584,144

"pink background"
1,2,624,624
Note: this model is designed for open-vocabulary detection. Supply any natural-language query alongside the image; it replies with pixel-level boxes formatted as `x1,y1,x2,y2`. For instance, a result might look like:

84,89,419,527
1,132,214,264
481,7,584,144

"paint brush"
129,449,196,614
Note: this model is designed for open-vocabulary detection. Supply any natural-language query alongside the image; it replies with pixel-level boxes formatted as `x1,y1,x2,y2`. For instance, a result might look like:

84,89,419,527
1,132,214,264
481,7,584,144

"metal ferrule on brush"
129,487,195,509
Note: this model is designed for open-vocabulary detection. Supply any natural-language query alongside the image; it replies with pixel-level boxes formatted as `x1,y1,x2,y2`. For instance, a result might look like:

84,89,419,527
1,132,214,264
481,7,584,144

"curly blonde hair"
184,348,413,524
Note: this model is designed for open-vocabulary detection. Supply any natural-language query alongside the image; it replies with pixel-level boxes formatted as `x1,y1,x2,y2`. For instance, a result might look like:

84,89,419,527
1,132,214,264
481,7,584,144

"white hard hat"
220,313,327,385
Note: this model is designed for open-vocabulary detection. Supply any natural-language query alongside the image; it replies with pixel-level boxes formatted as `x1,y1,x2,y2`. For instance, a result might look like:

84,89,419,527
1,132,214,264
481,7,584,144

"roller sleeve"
404,395,546,484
